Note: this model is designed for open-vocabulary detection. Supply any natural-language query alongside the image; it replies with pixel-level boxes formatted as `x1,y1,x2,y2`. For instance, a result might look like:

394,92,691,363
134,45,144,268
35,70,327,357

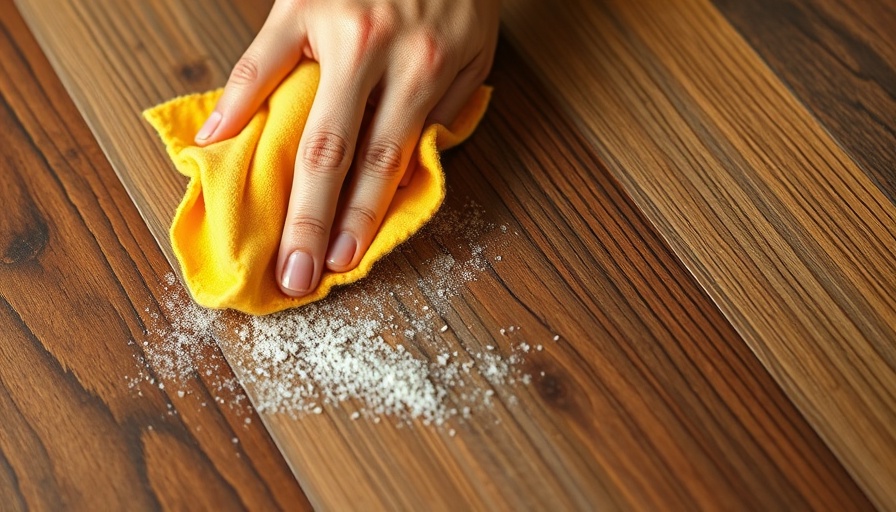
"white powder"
126,289,251,417
128,200,530,426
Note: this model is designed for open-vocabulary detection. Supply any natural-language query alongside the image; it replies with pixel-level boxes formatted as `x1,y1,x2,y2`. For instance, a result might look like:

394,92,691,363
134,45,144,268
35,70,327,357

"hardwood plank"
9,0,877,508
715,0,896,203
501,0,896,508
0,1,311,508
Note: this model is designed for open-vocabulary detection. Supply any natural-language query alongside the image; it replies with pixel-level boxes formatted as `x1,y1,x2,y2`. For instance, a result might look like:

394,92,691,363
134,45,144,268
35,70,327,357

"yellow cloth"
144,61,491,315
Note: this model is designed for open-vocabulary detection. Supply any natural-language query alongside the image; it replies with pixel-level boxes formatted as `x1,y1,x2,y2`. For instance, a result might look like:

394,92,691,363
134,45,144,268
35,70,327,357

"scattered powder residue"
231,296,527,425
128,200,533,426
127,285,250,416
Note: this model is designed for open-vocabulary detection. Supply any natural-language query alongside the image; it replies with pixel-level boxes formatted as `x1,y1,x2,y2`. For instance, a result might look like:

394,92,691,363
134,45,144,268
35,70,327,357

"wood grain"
0,1,311,508
8,0,880,508
715,0,896,203
501,0,896,508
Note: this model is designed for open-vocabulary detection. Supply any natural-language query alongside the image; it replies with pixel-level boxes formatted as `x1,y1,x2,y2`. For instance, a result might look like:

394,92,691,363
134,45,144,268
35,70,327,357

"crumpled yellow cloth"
144,61,491,315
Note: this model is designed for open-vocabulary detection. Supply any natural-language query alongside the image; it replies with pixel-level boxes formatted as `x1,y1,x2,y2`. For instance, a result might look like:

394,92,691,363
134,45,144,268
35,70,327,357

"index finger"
195,4,305,145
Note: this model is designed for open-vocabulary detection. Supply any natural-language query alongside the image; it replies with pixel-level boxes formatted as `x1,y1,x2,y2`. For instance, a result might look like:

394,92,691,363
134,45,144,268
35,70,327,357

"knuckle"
340,6,396,62
345,205,379,228
229,55,260,86
400,33,451,98
302,131,351,173
288,214,328,239
362,141,404,180
414,32,449,77
369,4,398,42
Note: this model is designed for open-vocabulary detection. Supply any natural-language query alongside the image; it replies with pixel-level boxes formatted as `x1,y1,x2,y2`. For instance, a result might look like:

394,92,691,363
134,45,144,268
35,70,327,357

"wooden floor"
1,0,893,509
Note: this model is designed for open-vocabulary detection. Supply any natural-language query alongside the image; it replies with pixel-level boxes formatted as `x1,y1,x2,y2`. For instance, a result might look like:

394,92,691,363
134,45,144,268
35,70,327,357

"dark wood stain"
176,59,209,86
0,177,49,266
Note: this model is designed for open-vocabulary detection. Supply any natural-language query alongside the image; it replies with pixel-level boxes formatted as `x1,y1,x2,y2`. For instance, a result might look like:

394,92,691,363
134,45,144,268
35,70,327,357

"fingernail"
195,111,222,142
281,251,314,293
326,232,357,268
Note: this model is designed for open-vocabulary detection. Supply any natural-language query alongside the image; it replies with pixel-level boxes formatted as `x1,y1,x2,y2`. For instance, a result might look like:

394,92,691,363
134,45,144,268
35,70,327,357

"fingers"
326,84,438,272
195,3,305,145
277,63,379,296
398,50,494,188
426,48,494,127
394,73,476,189
321,36,497,271
219,1,502,298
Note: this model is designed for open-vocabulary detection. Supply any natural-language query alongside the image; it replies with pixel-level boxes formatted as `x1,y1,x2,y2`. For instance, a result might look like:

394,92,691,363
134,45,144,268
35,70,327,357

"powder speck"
128,201,529,427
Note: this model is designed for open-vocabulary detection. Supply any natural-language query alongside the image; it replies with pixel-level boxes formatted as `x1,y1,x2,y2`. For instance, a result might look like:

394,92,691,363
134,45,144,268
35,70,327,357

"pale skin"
194,0,501,297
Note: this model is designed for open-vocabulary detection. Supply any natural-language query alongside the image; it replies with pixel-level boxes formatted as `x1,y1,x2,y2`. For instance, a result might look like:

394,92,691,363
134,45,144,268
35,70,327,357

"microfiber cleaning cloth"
144,61,491,315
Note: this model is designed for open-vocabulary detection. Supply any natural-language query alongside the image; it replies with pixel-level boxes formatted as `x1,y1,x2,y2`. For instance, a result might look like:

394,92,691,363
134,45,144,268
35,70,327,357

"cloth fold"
144,61,491,315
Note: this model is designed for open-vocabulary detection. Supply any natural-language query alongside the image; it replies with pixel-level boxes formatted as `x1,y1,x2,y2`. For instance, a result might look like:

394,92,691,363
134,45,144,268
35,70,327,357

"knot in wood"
177,61,210,85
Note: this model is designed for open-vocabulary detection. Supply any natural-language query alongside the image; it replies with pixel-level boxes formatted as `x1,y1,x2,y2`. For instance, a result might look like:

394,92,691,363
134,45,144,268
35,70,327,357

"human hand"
193,0,501,297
